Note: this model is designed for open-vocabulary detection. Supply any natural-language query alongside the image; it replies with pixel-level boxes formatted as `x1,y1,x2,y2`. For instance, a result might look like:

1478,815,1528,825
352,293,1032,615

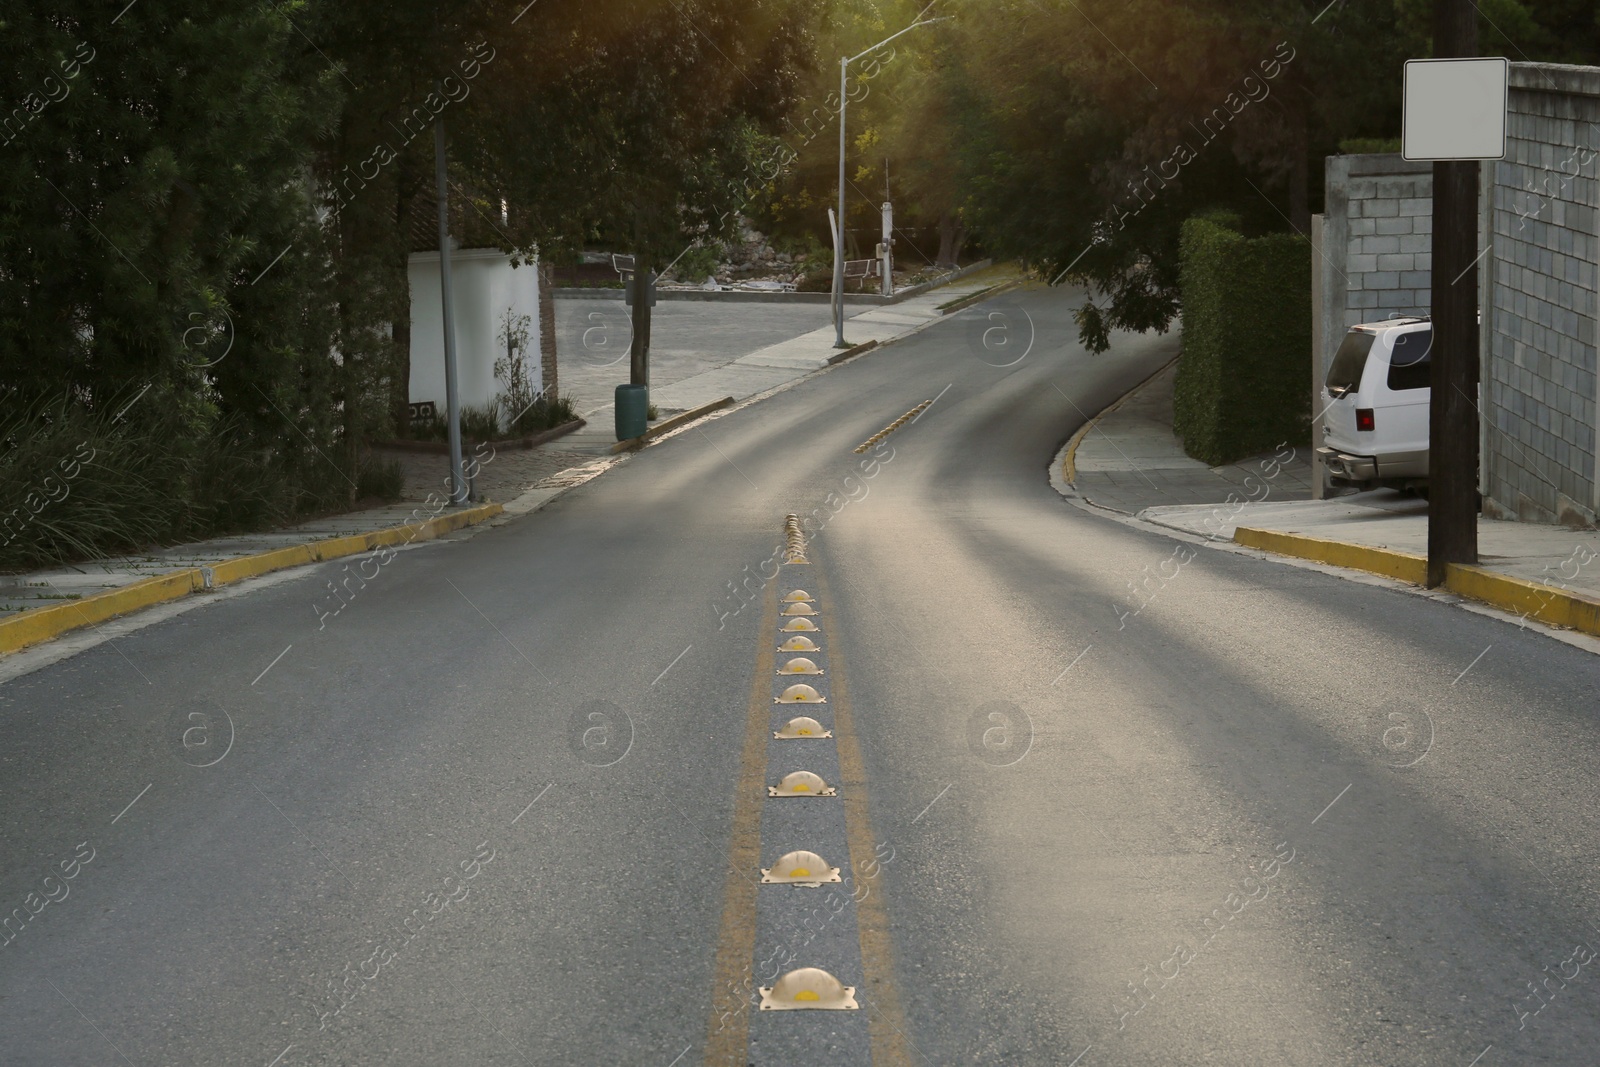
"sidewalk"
1061,358,1600,639
1064,360,1314,512
1,265,1017,658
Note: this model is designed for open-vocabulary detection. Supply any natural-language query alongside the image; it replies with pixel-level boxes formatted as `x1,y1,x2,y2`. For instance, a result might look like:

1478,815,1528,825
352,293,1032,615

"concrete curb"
0,503,503,657
937,279,1024,315
825,339,880,366
1233,525,1600,637
611,395,736,453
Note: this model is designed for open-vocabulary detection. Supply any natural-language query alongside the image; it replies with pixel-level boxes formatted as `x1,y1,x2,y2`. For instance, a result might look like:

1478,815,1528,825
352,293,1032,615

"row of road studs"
759,515,859,1014
704,513,915,1065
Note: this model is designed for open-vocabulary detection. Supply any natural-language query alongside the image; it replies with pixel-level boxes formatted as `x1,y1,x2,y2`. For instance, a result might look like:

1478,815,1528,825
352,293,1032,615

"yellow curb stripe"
1233,527,1428,585
1234,525,1600,639
811,562,914,1065
0,570,206,655
1444,563,1600,635
0,503,503,656
703,574,780,1064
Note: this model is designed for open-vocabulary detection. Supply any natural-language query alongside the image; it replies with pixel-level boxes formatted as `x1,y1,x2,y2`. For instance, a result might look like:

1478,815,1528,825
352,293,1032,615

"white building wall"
407,247,541,415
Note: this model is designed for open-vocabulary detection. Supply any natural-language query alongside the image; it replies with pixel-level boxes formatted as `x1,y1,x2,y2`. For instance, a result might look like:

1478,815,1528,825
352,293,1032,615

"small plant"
647,403,659,421
495,310,538,434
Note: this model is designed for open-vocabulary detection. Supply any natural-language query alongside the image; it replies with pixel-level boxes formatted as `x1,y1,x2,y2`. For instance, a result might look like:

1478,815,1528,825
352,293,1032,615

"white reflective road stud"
774,716,832,739
783,590,814,603
778,635,822,653
759,967,859,1010
778,657,823,676
768,770,836,797
781,618,820,633
760,850,843,886
780,602,819,616
775,683,826,703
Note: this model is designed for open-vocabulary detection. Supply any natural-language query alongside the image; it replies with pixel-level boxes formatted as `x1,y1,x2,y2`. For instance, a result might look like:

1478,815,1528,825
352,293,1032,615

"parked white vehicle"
1318,317,1432,490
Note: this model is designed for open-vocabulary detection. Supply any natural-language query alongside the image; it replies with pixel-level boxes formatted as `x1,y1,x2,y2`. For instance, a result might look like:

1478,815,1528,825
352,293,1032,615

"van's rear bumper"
1317,447,1428,482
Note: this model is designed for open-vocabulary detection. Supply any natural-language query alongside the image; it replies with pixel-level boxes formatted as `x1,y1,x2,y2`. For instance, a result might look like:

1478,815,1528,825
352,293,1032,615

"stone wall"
1312,155,1435,496
1482,62,1600,525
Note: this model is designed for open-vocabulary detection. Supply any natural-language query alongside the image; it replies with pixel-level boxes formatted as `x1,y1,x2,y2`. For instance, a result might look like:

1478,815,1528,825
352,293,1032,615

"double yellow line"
854,401,933,454
703,518,912,1064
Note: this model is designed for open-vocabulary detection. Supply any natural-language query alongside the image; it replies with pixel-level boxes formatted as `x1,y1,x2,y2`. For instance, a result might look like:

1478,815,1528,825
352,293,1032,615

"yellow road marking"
853,401,933,454
702,576,779,1064
812,562,915,1065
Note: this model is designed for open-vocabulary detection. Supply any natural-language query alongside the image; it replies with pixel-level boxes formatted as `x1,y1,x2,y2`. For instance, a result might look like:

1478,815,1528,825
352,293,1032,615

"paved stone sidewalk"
372,443,598,505
1067,360,1314,512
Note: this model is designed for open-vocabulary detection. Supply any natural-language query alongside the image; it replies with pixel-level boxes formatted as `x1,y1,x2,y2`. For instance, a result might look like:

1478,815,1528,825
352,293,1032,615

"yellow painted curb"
0,503,503,657
0,570,206,656
1444,563,1600,636
1233,527,1428,585
1234,525,1600,639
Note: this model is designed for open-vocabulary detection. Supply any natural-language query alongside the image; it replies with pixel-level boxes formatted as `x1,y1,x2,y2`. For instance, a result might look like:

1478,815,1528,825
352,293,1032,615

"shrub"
0,390,360,570
671,243,724,281
356,455,405,501
1173,217,1312,466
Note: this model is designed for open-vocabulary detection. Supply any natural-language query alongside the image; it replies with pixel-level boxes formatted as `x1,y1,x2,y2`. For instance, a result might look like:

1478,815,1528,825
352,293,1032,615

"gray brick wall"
1316,156,1434,392
1483,63,1600,525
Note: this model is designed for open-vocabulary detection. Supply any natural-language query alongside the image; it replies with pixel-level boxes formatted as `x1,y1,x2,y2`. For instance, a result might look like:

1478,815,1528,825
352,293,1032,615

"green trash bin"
615,384,648,441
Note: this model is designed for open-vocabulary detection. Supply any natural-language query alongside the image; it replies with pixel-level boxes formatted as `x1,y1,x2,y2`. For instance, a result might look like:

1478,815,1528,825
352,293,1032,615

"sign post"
1403,10,1507,587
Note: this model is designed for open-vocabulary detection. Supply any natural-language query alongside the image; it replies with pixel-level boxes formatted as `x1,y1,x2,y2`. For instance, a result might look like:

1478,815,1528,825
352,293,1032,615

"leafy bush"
795,268,833,293
671,243,724,281
1173,217,1312,466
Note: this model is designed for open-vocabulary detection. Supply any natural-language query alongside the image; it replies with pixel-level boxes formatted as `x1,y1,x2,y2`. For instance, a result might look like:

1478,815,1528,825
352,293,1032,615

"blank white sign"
1403,58,1508,161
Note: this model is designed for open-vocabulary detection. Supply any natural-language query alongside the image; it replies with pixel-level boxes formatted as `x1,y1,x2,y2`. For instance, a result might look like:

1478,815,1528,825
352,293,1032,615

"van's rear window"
1326,331,1375,397
1386,329,1432,391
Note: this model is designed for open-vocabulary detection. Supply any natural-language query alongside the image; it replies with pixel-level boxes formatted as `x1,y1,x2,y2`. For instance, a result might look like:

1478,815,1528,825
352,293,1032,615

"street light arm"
845,16,952,65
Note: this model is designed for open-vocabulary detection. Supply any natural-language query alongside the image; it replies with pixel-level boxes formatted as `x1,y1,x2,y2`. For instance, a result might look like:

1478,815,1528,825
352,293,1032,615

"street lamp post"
831,13,950,348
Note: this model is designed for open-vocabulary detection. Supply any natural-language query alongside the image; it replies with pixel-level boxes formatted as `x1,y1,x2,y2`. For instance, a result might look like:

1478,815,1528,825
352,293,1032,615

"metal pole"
435,121,466,506
834,55,848,348
1425,0,1480,586
881,201,894,297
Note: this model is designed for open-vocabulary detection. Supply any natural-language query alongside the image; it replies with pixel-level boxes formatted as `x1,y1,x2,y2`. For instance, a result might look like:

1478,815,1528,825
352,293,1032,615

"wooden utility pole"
1426,0,1480,587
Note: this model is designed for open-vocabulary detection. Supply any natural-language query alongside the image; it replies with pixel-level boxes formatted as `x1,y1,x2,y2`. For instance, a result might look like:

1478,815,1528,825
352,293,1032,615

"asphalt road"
4,286,1600,1066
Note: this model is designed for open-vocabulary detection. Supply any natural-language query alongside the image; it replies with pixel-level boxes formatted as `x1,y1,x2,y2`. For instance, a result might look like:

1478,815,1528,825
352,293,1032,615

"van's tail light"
1356,408,1375,432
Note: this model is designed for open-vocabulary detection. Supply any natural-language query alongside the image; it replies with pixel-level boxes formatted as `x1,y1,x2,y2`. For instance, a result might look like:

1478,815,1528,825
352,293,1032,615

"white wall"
408,247,541,414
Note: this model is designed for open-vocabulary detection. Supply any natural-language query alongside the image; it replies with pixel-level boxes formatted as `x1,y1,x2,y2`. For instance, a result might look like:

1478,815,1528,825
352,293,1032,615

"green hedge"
1173,217,1312,466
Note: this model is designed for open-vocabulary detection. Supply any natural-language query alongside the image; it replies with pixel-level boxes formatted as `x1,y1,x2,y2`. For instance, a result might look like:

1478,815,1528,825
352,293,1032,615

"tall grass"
0,393,394,571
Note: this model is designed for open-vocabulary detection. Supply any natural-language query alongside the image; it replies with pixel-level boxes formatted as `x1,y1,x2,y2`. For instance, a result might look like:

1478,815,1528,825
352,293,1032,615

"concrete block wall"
1320,155,1434,348
1483,63,1600,525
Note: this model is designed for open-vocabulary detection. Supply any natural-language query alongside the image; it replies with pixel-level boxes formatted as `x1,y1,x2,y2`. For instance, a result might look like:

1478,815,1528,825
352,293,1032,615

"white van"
1318,317,1432,490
